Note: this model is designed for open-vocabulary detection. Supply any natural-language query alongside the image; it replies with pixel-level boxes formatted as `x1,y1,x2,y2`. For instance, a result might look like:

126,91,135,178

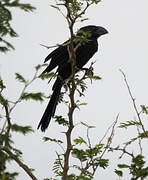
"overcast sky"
1,0,148,179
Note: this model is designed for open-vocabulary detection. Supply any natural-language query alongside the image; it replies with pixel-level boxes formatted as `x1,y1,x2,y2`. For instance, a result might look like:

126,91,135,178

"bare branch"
109,146,134,158
119,69,147,137
99,114,119,159
40,44,59,49
99,114,119,145
40,41,71,49
135,117,143,154
2,103,11,146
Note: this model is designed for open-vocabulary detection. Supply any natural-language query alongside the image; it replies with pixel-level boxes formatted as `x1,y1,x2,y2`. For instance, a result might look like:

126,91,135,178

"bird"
37,25,108,132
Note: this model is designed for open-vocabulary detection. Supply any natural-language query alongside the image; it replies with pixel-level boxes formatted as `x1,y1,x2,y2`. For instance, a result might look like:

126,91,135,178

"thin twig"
56,141,65,153
54,0,66,18
87,127,91,149
82,115,119,177
40,44,59,49
9,70,38,113
99,114,119,145
87,127,96,173
2,103,11,146
119,69,147,137
109,146,134,158
0,119,7,135
40,41,71,49
99,114,119,159
56,151,64,170
135,117,143,154
118,144,129,159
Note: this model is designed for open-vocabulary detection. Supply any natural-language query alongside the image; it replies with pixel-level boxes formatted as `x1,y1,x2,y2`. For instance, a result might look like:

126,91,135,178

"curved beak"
97,26,109,36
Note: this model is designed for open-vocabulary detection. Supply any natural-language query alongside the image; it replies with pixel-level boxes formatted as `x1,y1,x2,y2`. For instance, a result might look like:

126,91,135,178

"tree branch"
62,3,76,179
100,114,119,159
9,70,38,113
0,146,38,180
109,146,134,158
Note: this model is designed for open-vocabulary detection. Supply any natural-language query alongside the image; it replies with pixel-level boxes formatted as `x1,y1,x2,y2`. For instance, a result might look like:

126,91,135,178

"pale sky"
1,0,148,179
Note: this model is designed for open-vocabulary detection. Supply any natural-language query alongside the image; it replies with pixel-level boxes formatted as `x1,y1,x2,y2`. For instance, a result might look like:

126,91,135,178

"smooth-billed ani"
38,25,108,132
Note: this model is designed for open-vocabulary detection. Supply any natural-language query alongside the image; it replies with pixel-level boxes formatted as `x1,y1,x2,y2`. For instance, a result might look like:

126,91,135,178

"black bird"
38,25,108,131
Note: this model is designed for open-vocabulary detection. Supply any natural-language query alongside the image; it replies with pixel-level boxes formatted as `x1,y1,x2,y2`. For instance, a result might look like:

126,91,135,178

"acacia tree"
0,0,110,179
0,0,148,180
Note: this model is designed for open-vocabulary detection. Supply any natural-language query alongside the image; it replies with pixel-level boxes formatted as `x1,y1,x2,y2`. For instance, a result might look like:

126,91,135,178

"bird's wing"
43,42,69,73
44,45,67,63
75,40,98,68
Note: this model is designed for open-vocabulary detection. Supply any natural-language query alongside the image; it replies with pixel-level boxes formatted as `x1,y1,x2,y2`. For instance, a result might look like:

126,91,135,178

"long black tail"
37,79,62,132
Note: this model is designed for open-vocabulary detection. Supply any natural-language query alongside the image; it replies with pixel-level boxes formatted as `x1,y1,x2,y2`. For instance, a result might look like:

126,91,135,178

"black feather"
37,79,62,131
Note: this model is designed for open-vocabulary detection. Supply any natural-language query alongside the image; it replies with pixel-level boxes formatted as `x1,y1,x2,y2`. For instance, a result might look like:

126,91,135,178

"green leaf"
77,89,85,97
50,5,60,11
118,164,130,169
129,155,148,178
35,63,48,71
10,124,34,135
67,174,77,180
126,131,148,146
76,79,87,96
21,92,44,102
38,72,57,80
12,148,22,157
125,136,139,146
138,131,148,138
132,155,145,168
85,144,104,157
74,136,87,145
0,38,15,52
72,148,87,162
0,1,35,53
114,169,123,177
118,120,141,129
87,74,102,80
52,154,63,177
78,102,88,106
80,18,89,22
0,46,10,52
5,1,36,12
141,105,148,115
54,116,69,126
81,122,95,129
0,76,6,91
1,172,19,180
0,93,8,106
15,73,27,83
94,158,109,169
93,0,101,4
43,137,63,144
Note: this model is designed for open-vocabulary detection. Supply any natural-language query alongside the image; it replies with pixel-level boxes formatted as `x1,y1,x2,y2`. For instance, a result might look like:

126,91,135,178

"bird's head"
77,25,108,39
